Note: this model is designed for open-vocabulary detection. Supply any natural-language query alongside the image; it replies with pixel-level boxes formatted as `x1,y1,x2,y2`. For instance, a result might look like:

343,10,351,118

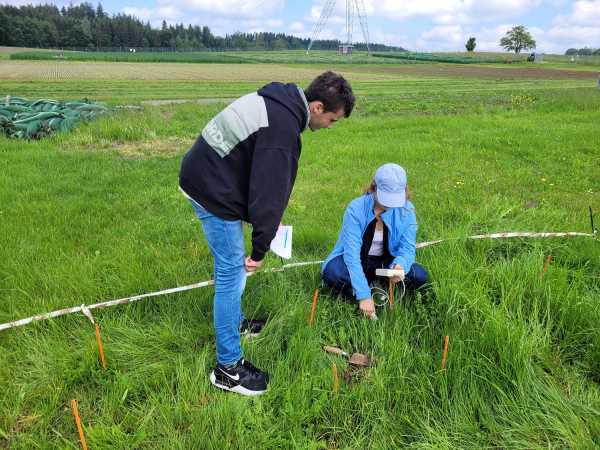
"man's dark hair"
305,71,355,117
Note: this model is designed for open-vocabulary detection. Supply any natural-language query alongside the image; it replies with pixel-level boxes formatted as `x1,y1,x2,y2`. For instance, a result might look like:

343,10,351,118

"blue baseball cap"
374,163,407,208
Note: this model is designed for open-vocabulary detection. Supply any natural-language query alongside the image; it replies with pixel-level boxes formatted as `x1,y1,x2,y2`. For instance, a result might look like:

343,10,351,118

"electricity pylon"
306,0,370,55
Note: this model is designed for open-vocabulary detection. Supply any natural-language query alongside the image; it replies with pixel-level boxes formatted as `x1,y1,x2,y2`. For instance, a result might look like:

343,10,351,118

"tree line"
0,2,403,51
565,47,600,56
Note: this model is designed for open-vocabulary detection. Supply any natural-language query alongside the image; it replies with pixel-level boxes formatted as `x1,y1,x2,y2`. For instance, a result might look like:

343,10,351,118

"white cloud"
378,0,461,21
307,4,345,25
538,1,600,52
376,0,544,24
290,21,305,32
415,24,466,51
466,0,544,22
541,26,600,51
369,27,409,48
245,19,284,33
0,0,71,6
553,0,600,26
120,0,285,33
166,0,284,19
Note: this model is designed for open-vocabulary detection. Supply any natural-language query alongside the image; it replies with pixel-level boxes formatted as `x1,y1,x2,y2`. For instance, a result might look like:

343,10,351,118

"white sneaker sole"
209,371,267,397
241,332,261,339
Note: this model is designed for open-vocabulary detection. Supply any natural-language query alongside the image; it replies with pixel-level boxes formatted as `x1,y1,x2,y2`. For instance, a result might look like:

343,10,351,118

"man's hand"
244,256,263,272
359,298,376,318
391,264,405,284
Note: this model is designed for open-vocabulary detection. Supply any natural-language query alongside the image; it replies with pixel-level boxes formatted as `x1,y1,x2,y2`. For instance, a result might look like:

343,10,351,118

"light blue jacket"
322,193,417,300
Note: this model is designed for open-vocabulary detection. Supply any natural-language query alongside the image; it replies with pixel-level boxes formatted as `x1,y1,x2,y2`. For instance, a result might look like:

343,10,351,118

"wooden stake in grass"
70,399,88,450
388,279,393,308
332,362,339,392
309,288,319,325
94,323,107,369
541,254,552,278
441,335,450,370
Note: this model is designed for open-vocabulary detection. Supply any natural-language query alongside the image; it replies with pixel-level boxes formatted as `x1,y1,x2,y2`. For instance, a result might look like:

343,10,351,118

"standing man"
179,71,355,396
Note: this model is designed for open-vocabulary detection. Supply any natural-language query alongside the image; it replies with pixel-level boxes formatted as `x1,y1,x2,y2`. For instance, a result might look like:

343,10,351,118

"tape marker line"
415,231,593,249
0,232,595,333
0,261,322,332
80,305,95,325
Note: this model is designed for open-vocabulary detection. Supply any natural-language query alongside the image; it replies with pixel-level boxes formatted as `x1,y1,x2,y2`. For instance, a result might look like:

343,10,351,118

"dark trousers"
322,255,429,301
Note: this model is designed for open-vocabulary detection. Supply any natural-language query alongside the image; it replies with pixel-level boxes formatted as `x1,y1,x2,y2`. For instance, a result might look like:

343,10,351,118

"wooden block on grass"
375,268,405,279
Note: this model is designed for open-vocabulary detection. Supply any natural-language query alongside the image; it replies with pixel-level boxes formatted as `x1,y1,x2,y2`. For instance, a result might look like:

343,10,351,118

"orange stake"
309,289,319,324
388,279,393,308
332,362,339,392
541,254,552,278
70,399,88,450
441,335,450,370
95,323,107,369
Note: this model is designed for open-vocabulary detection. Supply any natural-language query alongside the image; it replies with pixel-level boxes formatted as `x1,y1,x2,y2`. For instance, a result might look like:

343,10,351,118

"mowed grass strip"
0,77,594,109
0,73,599,448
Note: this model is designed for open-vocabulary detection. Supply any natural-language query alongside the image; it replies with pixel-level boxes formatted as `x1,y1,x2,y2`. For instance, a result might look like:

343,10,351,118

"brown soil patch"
0,46,50,54
0,61,391,82
92,137,193,158
349,64,599,80
142,98,235,106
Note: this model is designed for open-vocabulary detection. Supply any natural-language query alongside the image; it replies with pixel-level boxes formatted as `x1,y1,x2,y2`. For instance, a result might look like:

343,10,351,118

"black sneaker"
240,319,266,338
209,359,269,396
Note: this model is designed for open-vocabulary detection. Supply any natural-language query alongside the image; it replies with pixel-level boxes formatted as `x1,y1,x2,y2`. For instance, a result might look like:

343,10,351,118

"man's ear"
311,101,324,115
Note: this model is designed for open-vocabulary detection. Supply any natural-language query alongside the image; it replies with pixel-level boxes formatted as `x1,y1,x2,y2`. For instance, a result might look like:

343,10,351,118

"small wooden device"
375,268,405,279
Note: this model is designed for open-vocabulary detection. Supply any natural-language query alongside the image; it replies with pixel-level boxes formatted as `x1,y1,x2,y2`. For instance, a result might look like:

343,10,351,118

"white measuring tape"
0,231,595,332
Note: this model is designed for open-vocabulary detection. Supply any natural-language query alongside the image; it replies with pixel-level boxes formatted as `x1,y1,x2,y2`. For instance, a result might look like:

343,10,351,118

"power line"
306,0,370,55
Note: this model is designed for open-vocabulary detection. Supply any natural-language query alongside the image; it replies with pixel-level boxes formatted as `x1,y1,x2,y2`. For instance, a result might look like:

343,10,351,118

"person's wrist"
250,250,264,262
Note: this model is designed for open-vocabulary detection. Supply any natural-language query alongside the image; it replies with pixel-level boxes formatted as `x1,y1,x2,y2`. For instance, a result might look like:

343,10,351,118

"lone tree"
465,37,476,52
500,25,536,54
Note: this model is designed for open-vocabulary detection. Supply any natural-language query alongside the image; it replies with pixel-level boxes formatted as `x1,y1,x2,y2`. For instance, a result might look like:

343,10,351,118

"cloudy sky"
4,0,600,52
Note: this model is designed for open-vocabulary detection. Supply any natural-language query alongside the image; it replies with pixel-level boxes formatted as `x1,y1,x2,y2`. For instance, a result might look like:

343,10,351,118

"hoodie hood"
258,82,310,131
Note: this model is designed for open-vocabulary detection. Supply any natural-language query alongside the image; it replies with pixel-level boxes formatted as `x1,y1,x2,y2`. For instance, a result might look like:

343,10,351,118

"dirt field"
0,61,395,82
4,59,596,83
0,46,50,54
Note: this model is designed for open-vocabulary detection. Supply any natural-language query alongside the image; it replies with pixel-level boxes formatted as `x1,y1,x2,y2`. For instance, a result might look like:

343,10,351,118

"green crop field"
9,50,410,65
11,48,600,71
1,56,599,449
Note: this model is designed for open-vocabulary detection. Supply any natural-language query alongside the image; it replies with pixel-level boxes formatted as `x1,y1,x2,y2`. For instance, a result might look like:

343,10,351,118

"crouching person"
321,163,429,318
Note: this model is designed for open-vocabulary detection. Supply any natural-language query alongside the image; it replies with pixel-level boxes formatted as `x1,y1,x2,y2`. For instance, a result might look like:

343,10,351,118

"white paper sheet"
270,225,292,259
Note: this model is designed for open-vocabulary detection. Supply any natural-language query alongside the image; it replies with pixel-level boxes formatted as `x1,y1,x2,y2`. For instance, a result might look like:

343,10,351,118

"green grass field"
9,50,408,65
10,48,600,69
1,57,599,448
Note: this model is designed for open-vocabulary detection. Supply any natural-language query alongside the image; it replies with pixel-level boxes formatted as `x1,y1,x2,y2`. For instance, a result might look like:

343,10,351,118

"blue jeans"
189,199,246,366
322,255,429,301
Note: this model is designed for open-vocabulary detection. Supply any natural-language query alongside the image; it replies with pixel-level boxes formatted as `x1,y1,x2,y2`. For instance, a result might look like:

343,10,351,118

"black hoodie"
179,82,310,261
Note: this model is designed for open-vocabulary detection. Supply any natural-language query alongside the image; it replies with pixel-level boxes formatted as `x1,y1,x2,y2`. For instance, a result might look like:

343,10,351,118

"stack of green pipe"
0,97,110,139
